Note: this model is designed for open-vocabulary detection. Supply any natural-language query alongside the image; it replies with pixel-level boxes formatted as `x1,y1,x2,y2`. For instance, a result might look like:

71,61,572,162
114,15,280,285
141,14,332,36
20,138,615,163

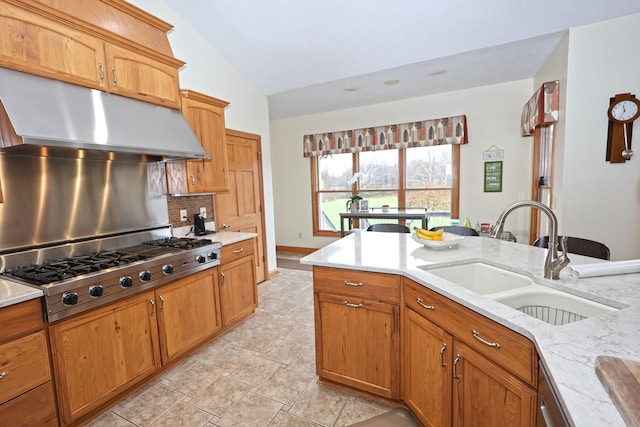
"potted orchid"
346,194,363,212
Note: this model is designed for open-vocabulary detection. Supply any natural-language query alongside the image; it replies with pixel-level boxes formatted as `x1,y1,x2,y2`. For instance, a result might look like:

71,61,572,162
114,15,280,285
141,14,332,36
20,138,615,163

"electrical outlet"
200,207,207,219
180,209,187,222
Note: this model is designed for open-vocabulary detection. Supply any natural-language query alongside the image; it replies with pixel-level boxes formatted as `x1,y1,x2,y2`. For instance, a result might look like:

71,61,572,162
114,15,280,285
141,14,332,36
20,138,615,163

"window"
311,145,460,236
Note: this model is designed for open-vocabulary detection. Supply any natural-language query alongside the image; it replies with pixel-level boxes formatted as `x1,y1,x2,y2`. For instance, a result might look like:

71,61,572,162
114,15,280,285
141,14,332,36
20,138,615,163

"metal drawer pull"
439,343,447,370
453,354,461,382
0,371,8,379
220,271,225,285
149,299,155,316
98,63,104,82
471,330,501,348
540,396,554,427
233,248,244,253
159,295,165,311
344,301,364,308
416,297,435,310
343,280,363,287
111,67,117,87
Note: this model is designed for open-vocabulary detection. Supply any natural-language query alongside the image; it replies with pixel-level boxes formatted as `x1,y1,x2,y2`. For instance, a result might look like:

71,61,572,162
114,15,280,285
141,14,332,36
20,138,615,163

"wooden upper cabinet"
166,90,230,194
105,43,181,108
0,0,184,109
0,2,106,89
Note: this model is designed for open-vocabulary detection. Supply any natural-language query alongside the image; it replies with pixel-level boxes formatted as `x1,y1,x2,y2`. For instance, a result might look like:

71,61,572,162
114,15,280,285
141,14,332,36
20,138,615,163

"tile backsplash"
167,195,214,227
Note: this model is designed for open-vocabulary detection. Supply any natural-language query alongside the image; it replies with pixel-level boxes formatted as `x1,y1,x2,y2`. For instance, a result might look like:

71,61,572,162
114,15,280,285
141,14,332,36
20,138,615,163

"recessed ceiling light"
430,70,447,77
384,79,400,85
344,87,359,92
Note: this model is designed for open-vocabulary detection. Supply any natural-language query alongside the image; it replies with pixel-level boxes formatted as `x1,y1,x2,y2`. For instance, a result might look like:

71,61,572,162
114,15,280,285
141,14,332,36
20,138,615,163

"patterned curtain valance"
520,81,559,137
303,115,468,158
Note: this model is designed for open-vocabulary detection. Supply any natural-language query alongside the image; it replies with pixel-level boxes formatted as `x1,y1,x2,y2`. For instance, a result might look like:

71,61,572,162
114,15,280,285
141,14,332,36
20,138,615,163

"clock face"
610,99,640,122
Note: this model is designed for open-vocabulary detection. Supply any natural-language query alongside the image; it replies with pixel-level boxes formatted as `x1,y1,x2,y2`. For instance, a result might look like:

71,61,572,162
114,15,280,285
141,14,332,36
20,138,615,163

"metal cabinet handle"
539,396,555,427
453,354,461,382
0,371,8,379
98,63,104,83
220,271,225,285
471,330,501,348
159,295,165,311
149,299,155,316
344,301,364,308
190,174,195,188
232,248,244,254
343,280,363,287
111,67,117,87
416,297,435,310
221,224,231,229
439,343,447,370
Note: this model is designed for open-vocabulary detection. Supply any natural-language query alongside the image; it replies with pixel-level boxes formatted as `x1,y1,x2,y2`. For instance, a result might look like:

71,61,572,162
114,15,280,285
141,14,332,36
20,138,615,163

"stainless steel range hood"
0,67,208,161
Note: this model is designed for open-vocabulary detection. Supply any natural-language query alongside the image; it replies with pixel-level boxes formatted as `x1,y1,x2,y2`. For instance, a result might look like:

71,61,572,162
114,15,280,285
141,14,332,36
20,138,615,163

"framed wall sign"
484,161,503,192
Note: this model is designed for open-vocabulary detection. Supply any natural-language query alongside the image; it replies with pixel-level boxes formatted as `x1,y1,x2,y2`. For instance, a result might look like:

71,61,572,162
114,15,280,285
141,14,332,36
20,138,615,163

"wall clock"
606,93,640,162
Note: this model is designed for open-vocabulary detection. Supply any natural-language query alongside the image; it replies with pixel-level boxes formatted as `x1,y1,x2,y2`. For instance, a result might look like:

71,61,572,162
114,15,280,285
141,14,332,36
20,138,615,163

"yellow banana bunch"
413,227,444,241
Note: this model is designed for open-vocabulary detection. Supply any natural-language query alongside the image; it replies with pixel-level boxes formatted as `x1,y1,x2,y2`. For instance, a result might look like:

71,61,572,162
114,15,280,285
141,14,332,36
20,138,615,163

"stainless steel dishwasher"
537,361,571,427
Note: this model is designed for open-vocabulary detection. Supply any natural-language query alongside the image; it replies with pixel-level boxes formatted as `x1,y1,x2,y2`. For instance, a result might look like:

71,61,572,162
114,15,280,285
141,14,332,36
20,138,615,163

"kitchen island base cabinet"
313,266,400,400
49,291,160,426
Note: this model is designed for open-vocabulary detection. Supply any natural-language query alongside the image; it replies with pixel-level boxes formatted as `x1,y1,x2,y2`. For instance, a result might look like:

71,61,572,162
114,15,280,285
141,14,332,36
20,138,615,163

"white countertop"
300,231,640,427
172,224,257,246
0,278,43,309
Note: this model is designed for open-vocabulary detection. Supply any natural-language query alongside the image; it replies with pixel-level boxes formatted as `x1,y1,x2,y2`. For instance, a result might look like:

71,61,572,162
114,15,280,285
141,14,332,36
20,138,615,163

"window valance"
303,115,468,158
520,81,559,136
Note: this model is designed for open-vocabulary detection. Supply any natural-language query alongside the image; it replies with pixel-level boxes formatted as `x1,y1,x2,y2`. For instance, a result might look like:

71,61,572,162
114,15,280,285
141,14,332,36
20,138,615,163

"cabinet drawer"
0,330,51,405
0,299,44,344
404,279,537,386
221,239,254,265
314,267,400,303
0,381,58,427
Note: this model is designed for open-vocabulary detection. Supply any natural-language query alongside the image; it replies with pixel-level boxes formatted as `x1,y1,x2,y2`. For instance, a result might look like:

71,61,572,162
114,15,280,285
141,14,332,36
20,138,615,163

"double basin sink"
421,262,619,326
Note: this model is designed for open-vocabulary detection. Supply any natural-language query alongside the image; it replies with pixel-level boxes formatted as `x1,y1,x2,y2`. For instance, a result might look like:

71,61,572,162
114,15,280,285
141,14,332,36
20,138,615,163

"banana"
413,227,444,239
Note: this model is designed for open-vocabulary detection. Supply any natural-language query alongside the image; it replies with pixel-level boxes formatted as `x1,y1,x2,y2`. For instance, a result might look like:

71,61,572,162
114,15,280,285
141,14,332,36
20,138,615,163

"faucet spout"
490,200,569,279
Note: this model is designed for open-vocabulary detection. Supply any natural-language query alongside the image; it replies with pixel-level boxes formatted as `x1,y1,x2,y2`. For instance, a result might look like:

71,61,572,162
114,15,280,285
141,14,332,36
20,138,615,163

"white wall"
271,80,534,248
561,13,640,260
126,0,278,270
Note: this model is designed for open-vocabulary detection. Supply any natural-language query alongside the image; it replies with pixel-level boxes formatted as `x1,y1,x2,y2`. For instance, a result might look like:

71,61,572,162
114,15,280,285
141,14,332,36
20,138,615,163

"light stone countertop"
0,277,43,309
300,231,640,427
172,223,257,246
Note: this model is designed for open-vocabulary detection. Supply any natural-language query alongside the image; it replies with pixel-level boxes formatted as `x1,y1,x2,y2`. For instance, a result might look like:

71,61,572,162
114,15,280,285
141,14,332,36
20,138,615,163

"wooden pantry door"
215,129,267,283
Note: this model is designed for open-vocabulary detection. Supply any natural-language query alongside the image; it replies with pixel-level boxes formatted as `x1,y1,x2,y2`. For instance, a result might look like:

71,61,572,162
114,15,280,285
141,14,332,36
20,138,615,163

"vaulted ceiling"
163,0,640,120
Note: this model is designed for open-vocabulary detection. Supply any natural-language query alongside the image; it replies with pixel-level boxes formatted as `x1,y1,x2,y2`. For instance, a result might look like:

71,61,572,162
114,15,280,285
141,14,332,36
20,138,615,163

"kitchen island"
301,231,640,427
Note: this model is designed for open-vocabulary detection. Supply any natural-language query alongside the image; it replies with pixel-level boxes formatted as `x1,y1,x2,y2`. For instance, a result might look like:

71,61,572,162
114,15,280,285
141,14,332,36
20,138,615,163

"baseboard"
276,245,317,254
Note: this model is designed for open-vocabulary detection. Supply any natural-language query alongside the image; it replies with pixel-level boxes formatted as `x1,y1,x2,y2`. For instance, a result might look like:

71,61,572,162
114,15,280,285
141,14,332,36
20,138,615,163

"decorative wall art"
303,115,468,157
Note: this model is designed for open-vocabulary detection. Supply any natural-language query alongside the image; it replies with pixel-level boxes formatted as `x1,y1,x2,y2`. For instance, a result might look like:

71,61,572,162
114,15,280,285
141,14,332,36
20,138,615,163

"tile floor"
87,267,394,427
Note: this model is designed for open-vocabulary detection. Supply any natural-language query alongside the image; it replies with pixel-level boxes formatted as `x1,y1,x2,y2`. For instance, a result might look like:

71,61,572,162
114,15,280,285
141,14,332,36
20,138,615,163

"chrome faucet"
490,200,570,279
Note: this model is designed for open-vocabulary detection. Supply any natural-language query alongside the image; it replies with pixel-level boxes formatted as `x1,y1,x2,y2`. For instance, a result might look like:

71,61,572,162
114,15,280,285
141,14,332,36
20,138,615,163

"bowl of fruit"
411,227,465,249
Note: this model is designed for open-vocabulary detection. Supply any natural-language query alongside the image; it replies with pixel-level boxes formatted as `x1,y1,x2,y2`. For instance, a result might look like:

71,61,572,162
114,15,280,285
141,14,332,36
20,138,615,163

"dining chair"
533,236,611,260
367,223,411,233
429,225,479,236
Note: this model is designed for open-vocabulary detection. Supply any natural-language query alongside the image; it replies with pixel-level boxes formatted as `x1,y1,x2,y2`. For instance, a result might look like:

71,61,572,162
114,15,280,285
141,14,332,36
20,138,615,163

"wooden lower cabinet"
402,278,537,427
155,268,222,364
0,299,58,426
50,291,160,425
219,241,257,327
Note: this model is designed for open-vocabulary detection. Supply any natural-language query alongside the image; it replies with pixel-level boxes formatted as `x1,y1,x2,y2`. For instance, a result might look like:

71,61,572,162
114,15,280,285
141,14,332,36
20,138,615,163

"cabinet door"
156,268,222,364
314,292,399,399
219,255,257,327
403,308,452,427
49,291,160,425
104,43,181,108
181,91,230,193
452,341,536,427
0,3,106,89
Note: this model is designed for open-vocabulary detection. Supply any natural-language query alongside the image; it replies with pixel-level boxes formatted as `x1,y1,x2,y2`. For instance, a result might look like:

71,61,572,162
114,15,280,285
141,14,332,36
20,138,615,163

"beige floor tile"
194,342,254,372
285,324,316,347
287,345,317,374
161,361,225,396
268,411,321,426
112,382,187,426
229,354,283,387
217,392,283,427
255,366,315,406
333,400,392,426
289,382,352,426
85,411,136,427
148,401,213,427
186,374,251,416
259,336,307,364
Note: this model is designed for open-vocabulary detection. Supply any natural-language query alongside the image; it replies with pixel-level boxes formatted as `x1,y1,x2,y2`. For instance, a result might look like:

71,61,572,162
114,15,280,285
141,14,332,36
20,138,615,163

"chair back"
367,223,410,233
533,236,610,260
429,225,479,236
